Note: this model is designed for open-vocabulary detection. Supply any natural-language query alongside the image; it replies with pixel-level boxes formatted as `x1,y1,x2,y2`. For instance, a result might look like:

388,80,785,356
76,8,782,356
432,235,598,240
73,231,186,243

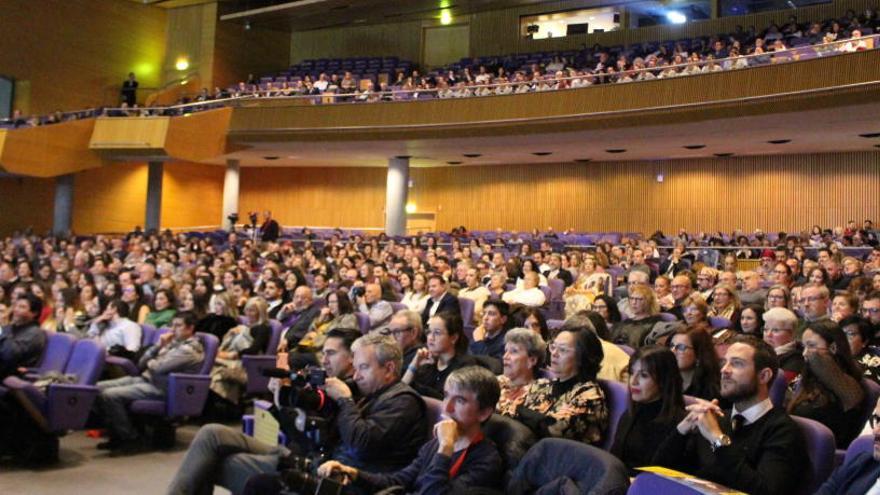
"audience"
403,311,476,399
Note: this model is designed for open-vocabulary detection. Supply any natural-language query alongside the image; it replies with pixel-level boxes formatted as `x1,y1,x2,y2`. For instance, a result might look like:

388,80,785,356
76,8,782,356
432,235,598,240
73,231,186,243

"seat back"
769,371,787,409
63,339,107,385
658,312,678,322
483,413,536,485
708,316,732,329
508,438,629,495
35,331,77,375
390,302,407,314
629,472,704,494
196,332,221,375
354,312,370,333
860,379,880,426
458,297,475,325
265,319,284,354
423,395,443,427
140,324,158,347
598,379,629,450
547,278,565,301
547,319,564,331
792,415,836,495
844,435,874,465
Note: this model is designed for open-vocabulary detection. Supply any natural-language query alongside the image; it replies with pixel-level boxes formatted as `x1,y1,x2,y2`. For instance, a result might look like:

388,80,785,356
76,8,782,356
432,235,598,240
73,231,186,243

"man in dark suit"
421,275,460,326
815,396,880,494
542,253,573,287
259,211,280,243
655,335,807,495
121,72,138,107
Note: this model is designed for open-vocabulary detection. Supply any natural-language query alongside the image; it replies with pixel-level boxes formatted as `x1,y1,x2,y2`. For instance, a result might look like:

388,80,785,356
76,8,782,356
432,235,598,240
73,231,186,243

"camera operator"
316,366,503,494
167,333,428,495
167,327,359,495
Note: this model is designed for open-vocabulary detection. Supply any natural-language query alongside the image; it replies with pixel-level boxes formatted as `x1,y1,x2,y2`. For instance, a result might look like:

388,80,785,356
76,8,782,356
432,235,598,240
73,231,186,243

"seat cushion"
130,399,166,415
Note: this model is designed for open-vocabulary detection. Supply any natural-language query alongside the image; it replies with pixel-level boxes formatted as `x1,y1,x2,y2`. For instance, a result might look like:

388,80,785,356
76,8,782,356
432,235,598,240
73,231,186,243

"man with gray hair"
798,285,831,337
357,282,393,333
386,309,424,372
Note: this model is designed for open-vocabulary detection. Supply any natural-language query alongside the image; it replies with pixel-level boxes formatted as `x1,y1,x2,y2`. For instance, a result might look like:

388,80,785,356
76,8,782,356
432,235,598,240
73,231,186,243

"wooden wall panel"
290,21,424,65
163,3,217,90
0,0,167,114
233,151,880,234
161,162,224,229
0,176,55,236
72,163,148,234
239,167,388,228
213,21,292,90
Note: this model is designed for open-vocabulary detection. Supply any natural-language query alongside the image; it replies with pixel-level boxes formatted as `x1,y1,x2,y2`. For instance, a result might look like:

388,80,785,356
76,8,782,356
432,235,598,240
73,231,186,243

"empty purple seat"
792,415,836,494
598,379,628,451
27,331,77,378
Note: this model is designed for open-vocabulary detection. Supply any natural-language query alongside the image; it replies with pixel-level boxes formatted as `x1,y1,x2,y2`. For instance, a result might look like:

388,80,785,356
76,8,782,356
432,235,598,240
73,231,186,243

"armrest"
106,355,140,376
46,383,100,432
2,375,47,410
166,373,211,418
241,354,277,395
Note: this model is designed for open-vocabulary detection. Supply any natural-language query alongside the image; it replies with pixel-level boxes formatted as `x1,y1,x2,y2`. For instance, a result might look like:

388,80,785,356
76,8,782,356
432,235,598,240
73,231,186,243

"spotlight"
666,11,687,24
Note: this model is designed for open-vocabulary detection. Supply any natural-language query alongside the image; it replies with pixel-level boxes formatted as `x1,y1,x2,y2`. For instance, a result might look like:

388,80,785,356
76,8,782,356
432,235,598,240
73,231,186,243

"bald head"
365,283,382,304
292,285,313,310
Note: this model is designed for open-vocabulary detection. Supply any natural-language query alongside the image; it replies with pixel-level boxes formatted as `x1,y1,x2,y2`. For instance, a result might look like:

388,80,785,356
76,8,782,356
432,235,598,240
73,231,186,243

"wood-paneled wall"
290,21,424,65
237,151,880,234
161,161,224,230
0,176,55,235
239,167,388,228
0,0,167,114
213,20,291,90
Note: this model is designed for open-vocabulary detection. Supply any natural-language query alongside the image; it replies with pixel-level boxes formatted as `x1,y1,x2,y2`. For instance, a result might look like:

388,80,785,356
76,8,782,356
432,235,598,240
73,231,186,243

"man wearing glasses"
815,396,880,494
861,293,880,332
384,310,424,372
798,285,832,337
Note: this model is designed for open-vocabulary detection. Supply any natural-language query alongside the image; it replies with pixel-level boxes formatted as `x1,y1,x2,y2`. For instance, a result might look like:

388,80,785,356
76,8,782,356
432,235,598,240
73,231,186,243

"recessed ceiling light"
683,144,706,150
532,151,553,156
767,139,791,144
574,158,592,163
447,161,463,165
395,155,412,159
605,149,626,153
263,156,279,160
859,133,880,138
875,144,880,148
714,153,734,157
463,153,482,158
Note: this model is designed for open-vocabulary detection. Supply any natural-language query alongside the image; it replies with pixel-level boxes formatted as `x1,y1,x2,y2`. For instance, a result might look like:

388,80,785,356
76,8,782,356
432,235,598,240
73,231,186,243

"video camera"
261,366,333,448
278,454,346,495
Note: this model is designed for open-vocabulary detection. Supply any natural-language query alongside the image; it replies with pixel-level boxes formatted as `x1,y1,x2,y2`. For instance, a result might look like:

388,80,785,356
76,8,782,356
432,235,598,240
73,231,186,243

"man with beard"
655,335,807,495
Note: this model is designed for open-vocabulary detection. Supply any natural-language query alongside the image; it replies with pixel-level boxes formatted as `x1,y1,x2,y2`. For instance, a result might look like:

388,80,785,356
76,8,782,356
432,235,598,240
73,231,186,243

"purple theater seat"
241,320,285,395
547,319,564,331
598,378,628,451
708,316,732,329
355,312,371,333
26,331,76,379
843,435,874,465
658,312,678,322
3,338,106,433
792,415,836,495
422,395,443,427
105,324,159,376
617,344,635,356
390,302,407,314
769,371,787,409
129,332,219,418
459,297,475,327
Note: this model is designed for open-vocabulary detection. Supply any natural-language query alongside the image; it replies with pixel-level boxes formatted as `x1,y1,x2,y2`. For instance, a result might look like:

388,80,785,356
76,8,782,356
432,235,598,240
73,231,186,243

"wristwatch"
711,433,732,451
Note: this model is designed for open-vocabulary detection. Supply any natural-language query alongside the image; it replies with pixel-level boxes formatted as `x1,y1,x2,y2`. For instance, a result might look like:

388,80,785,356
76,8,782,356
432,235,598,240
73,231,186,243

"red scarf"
448,431,484,478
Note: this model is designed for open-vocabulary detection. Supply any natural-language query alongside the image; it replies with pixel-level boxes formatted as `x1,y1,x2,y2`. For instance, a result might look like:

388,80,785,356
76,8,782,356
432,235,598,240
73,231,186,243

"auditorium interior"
1,0,880,494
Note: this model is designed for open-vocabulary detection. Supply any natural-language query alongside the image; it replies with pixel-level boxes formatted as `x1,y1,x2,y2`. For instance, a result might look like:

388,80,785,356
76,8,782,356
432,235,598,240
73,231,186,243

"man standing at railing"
121,72,138,107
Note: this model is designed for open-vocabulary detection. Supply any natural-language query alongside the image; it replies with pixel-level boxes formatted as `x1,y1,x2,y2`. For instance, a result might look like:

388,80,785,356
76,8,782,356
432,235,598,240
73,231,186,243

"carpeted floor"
0,425,232,495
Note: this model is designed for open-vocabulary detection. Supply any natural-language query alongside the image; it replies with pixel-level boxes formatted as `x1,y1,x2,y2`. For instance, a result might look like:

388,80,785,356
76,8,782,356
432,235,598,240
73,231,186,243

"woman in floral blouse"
496,328,546,416
512,327,609,445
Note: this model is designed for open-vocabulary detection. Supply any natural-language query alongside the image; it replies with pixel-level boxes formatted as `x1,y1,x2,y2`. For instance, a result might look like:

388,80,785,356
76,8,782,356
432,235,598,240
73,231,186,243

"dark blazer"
815,451,880,495
654,406,807,495
610,400,685,474
543,268,573,287
421,292,461,325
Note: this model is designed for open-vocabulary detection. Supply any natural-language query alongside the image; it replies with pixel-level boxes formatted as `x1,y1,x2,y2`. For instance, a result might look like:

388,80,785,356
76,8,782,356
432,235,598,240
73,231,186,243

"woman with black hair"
790,319,866,447
736,304,765,335
592,294,622,332
403,310,476,399
514,327,609,445
669,325,721,401
611,345,685,473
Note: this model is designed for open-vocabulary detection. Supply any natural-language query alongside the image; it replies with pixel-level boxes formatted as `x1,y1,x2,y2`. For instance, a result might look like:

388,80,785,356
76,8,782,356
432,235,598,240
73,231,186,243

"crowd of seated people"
4,218,880,492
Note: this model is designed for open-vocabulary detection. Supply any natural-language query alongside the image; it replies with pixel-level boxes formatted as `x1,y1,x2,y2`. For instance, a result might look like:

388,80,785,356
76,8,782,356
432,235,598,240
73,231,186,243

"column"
52,174,74,236
221,159,240,230
385,156,410,237
145,161,164,232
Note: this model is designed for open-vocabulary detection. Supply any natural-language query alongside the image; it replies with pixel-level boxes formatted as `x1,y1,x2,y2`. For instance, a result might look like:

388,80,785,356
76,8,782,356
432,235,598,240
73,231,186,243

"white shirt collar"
731,397,773,426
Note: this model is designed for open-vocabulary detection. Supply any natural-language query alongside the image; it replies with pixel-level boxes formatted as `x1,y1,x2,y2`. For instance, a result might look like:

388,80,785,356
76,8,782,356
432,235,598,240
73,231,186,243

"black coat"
420,292,461,325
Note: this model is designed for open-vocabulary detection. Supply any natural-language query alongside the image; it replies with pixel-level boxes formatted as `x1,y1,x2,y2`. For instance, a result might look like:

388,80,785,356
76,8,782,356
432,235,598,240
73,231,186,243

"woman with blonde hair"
564,256,610,317
611,284,662,348
209,296,272,409
708,282,741,322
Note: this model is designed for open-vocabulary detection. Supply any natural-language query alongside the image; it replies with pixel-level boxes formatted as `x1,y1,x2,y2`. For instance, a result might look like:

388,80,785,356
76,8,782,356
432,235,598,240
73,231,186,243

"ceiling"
212,102,880,167
217,0,624,31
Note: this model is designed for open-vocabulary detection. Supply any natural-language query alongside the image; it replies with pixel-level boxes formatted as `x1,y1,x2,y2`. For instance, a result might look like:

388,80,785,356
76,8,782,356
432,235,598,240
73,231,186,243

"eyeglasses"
548,343,574,355
671,343,694,353
862,307,880,315
870,413,880,429
843,330,861,338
